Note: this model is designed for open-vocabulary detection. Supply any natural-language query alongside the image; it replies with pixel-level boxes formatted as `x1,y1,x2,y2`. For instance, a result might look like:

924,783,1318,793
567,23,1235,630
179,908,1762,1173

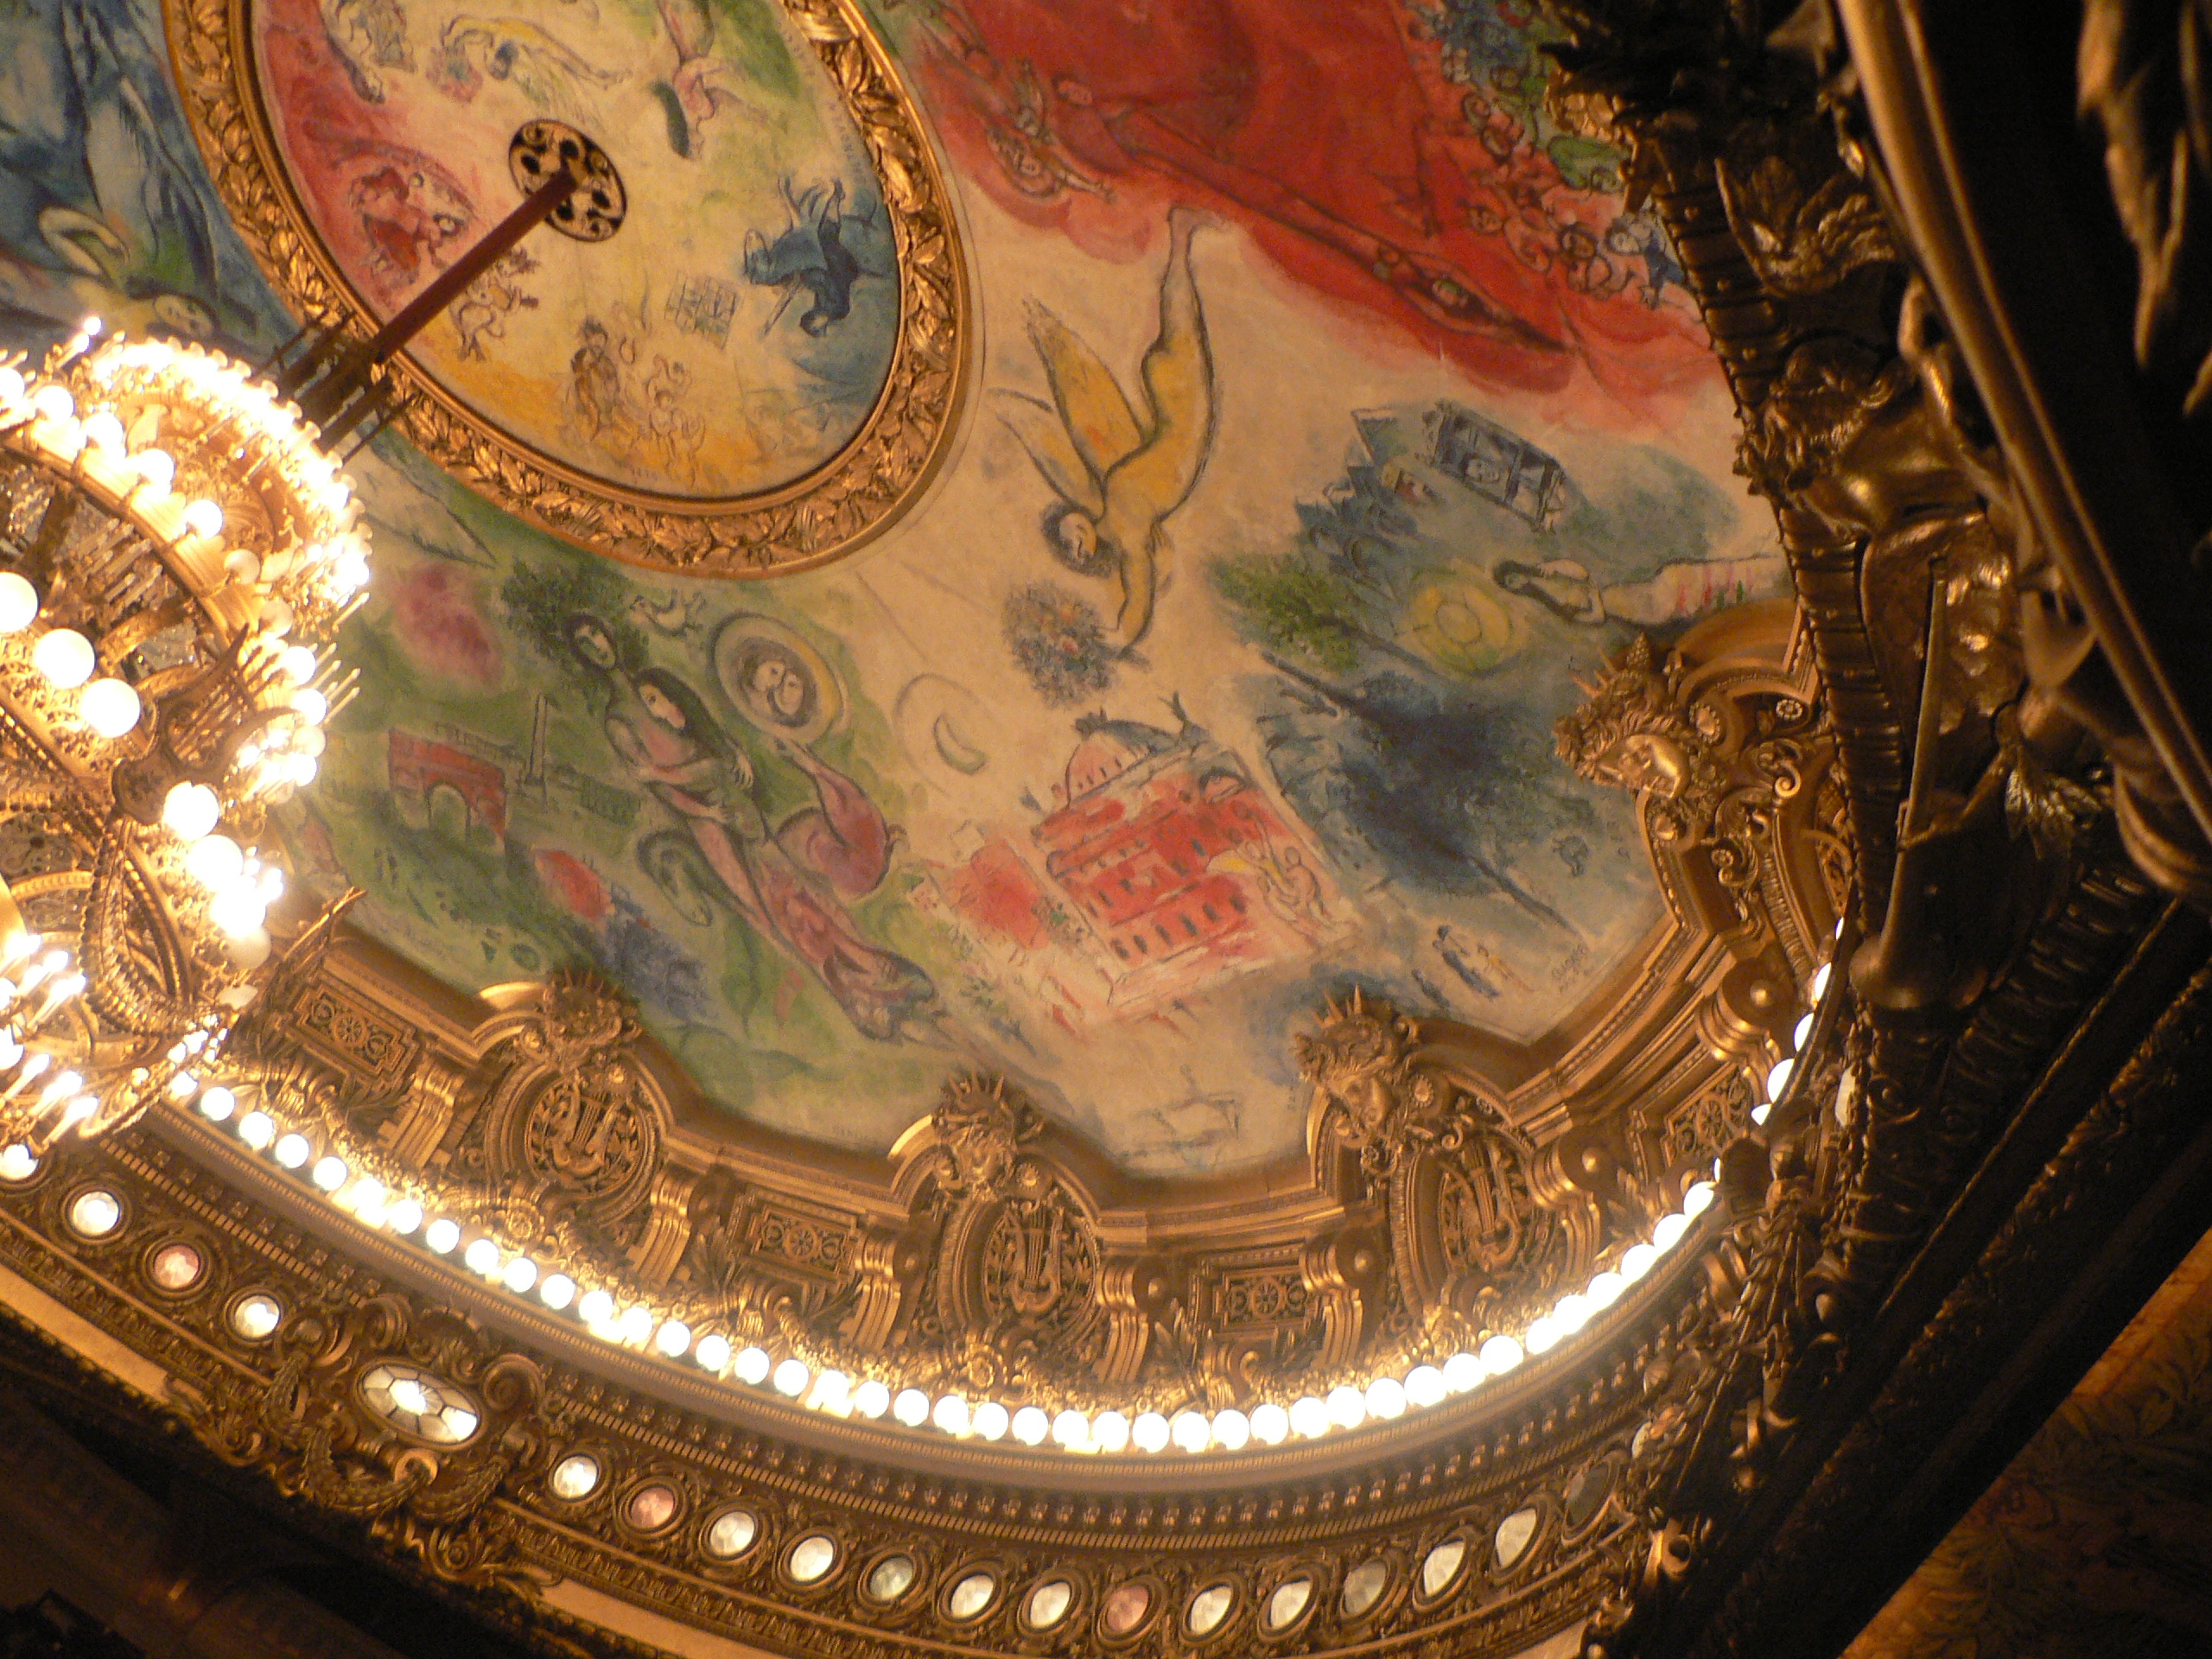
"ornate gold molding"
163,0,969,575
0,1118,1692,1659
188,601,1839,1434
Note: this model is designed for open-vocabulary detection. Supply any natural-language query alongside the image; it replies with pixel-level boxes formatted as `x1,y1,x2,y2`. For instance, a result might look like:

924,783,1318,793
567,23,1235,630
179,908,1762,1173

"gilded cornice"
0,1110,1688,1656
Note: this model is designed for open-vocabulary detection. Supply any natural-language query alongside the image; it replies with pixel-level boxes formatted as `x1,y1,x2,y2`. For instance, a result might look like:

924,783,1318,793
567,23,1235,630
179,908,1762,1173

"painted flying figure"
742,178,881,336
995,205,1216,654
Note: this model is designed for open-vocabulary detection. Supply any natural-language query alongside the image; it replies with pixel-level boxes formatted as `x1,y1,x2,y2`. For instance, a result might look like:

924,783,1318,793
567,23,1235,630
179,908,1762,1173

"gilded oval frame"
163,0,970,576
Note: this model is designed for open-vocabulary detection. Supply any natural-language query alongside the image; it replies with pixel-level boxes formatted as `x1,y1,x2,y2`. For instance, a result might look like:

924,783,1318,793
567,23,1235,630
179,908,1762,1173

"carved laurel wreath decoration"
164,0,969,576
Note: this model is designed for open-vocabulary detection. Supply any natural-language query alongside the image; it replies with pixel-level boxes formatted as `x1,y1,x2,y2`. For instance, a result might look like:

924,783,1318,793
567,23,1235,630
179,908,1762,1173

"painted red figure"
915,0,1715,414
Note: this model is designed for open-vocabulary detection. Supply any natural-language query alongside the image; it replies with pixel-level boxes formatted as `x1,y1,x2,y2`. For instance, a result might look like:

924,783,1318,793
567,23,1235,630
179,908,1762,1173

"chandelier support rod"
274,123,627,448
287,168,573,438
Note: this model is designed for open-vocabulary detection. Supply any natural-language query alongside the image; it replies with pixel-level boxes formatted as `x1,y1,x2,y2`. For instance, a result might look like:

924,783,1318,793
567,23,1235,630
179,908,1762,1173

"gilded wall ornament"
1300,992,1597,1341
475,972,670,1244
175,1292,563,1593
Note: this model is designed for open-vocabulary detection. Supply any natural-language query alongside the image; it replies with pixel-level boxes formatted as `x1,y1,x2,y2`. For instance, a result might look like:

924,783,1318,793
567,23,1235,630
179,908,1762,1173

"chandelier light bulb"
1619,1242,1660,1281
310,1155,347,1192
1288,1396,1329,1440
0,574,39,633
1765,1057,1796,1101
1090,1410,1132,1452
81,411,124,452
1586,1270,1627,1308
932,1393,970,1434
736,1345,773,1387
424,1217,461,1255
1211,1408,1251,1451
971,1400,1009,1440
540,1273,577,1311
1406,1364,1448,1407
691,1331,729,1370
1170,1409,1209,1452
31,385,73,423
1811,961,1833,1001
208,881,267,939
276,645,318,686
892,1387,928,1426
1249,1402,1290,1445
237,1109,273,1150
181,499,223,539
1011,1406,1050,1446
289,687,328,726
504,1256,541,1295
656,1319,691,1357
386,1199,423,1235
1525,1315,1564,1354
273,1132,309,1169
132,448,175,497
32,629,94,689
577,1288,616,1325
618,1305,653,1344
162,783,220,842
1131,1411,1171,1453
1052,1408,1090,1448
810,1370,850,1413
185,834,244,888
78,677,141,738
853,1379,891,1419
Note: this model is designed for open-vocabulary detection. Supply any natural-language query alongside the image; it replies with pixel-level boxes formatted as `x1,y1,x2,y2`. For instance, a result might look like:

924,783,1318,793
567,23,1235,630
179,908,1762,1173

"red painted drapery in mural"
916,0,1713,412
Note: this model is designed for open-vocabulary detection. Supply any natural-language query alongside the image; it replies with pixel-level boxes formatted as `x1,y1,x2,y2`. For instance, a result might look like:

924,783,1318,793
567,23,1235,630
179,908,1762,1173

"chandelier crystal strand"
0,324,369,1153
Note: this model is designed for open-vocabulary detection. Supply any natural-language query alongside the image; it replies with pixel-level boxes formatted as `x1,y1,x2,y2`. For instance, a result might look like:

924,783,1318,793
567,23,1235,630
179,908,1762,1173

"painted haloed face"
569,620,617,670
751,658,806,721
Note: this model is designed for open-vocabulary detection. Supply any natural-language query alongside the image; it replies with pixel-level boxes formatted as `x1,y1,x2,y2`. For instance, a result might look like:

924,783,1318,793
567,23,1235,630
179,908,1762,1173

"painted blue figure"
1605,213,1687,309
743,178,878,337
0,0,271,351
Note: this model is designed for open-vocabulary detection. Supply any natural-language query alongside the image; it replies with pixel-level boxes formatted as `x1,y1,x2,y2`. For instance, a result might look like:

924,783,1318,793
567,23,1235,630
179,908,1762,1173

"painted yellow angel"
994,207,1215,652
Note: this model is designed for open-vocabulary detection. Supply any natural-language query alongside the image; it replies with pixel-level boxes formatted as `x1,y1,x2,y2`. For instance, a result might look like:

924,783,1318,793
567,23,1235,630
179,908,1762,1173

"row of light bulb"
78,335,370,608
0,563,144,740
175,1070,1739,1458
0,929,96,1148
1,334,354,789
9,326,365,674
1752,945,1838,1126
174,926,1847,1455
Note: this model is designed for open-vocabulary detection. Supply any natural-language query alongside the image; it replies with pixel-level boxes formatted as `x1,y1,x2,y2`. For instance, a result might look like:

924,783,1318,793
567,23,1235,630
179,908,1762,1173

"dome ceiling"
133,0,1788,1176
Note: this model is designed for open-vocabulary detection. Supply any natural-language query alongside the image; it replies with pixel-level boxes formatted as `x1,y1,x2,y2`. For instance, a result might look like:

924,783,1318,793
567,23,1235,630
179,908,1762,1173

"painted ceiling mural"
251,0,899,499
0,0,1786,1174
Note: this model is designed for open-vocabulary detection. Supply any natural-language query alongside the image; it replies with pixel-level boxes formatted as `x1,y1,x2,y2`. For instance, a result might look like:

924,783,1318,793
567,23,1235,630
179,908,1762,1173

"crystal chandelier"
0,321,365,1154
0,121,623,1160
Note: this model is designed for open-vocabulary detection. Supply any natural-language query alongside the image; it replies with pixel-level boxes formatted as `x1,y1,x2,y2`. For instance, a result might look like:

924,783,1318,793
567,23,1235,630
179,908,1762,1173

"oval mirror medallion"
359,1361,482,1444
